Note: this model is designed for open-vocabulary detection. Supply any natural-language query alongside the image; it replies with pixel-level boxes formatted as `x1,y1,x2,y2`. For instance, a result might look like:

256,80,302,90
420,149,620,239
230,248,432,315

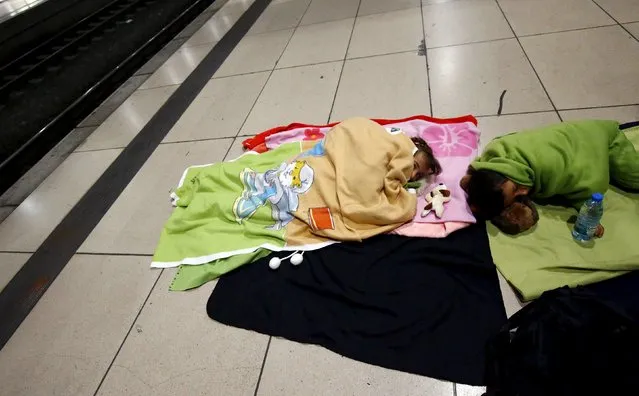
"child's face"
501,179,530,206
411,151,432,182
505,203,535,229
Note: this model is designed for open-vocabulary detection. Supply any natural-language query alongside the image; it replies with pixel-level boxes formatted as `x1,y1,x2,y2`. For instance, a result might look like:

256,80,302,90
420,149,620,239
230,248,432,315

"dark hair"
466,168,508,219
411,137,442,176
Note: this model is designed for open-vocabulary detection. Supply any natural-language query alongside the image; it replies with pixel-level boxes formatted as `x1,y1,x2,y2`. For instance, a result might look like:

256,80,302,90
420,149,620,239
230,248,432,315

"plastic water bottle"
572,193,604,242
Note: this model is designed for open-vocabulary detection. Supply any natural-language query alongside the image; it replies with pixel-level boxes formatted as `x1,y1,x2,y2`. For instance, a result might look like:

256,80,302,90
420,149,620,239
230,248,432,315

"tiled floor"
1,0,638,394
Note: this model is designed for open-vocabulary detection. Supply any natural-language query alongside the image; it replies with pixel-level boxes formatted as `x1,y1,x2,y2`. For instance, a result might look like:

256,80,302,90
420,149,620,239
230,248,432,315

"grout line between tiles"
518,24,619,39
212,69,273,80
475,105,637,119
327,0,363,122
346,49,417,61
252,336,272,396
160,136,236,146
590,0,639,43
256,4,421,35
92,269,164,396
427,36,514,50
452,103,639,119
74,146,128,154
275,58,344,71
419,2,434,116
234,0,314,138
275,58,344,70
493,0,563,122
135,82,182,92
221,137,240,161
300,14,358,28
453,382,458,396
138,69,235,90
356,4,422,19
75,252,154,257
231,44,291,140
0,250,33,255
474,109,560,118
213,49,420,81
424,23,623,51
556,103,639,112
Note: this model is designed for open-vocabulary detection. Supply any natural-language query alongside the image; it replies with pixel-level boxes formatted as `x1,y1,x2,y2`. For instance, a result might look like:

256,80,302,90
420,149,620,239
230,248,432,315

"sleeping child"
461,120,639,235
410,136,442,182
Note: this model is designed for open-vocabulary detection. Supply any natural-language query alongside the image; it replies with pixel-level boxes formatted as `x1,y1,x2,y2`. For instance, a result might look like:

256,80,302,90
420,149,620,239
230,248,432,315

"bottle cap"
592,193,603,202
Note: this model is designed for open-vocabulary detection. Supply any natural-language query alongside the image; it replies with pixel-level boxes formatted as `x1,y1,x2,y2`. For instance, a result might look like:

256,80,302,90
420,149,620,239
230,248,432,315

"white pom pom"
268,257,281,270
290,253,304,266
408,188,416,195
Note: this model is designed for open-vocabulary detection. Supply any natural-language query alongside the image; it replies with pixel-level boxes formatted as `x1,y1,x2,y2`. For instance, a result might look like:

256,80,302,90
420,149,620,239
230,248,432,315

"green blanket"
161,117,421,290
472,120,619,205
489,126,639,301
170,249,270,291
152,142,305,269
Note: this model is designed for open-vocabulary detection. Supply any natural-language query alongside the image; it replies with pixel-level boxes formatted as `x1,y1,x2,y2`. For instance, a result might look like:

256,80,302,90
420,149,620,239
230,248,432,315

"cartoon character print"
298,139,326,158
233,160,314,230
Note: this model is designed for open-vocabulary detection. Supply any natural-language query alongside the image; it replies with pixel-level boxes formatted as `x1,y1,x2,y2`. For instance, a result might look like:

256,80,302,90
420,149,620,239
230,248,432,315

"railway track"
0,0,215,193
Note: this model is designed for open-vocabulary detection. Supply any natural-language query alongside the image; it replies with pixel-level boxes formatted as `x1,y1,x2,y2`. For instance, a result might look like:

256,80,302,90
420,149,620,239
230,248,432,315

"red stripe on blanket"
241,114,479,151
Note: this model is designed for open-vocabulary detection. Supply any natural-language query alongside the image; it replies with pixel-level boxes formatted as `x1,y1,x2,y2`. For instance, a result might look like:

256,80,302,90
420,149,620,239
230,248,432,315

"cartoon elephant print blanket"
151,117,417,268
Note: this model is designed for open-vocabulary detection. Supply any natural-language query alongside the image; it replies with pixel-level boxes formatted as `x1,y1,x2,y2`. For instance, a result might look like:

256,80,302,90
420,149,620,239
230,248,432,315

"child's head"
492,196,539,235
410,137,442,182
460,168,529,219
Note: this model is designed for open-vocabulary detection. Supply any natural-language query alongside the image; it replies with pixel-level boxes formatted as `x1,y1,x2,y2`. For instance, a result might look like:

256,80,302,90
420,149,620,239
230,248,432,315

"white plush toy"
420,183,452,218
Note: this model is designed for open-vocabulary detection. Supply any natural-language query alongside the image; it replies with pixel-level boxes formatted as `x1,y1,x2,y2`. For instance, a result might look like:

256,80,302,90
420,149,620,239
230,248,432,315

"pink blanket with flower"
260,116,480,237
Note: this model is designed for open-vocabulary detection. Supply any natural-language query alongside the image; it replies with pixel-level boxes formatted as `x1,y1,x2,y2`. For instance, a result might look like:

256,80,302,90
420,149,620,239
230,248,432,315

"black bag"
485,286,639,396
